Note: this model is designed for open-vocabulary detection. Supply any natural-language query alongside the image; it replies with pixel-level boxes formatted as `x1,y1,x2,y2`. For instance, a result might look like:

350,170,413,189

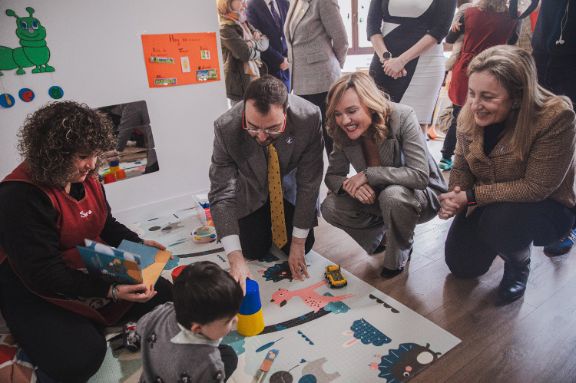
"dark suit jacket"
246,0,289,75
209,95,324,238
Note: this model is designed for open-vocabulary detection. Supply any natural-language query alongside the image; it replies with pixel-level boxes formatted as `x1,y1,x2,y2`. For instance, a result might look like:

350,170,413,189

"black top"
0,181,141,298
367,0,456,53
483,122,507,156
532,0,576,56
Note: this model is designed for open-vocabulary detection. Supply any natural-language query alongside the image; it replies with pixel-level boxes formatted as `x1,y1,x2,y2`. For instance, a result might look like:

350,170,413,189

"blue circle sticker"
0,93,16,108
18,88,35,102
48,86,64,99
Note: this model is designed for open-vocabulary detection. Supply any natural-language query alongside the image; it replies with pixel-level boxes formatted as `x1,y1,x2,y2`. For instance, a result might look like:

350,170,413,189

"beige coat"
284,0,348,95
450,102,576,208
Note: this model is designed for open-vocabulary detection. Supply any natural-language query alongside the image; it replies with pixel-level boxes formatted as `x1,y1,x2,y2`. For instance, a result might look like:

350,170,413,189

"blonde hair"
216,0,233,16
326,72,390,149
477,0,507,12
459,45,572,160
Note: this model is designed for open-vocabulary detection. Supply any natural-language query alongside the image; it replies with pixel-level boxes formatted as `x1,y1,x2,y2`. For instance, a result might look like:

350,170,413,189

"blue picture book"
78,239,171,285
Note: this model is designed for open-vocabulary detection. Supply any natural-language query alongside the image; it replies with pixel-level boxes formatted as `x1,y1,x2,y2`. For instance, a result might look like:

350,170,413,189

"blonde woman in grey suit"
285,0,348,155
321,72,447,277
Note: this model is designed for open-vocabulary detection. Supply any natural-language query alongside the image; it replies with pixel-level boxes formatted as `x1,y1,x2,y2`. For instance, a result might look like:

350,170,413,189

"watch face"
382,51,393,60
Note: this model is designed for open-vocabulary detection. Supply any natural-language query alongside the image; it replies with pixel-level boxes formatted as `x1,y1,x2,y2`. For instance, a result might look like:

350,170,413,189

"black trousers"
299,92,331,155
445,200,574,278
219,344,238,382
441,104,462,160
238,199,315,260
0,263,173,383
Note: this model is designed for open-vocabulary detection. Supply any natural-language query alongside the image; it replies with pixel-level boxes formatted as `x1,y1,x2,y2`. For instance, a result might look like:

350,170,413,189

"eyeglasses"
242,110,286,137
369,294,399,313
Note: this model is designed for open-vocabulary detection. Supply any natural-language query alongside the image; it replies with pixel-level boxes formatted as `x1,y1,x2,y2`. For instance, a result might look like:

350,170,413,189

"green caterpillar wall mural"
0,7,54,76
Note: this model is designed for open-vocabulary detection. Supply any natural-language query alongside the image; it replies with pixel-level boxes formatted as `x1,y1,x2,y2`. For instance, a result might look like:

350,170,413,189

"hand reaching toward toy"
288,237,309,281
228,250,251,294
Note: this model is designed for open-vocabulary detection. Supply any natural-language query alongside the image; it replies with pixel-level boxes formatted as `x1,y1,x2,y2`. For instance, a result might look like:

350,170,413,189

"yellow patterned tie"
268,144,288,249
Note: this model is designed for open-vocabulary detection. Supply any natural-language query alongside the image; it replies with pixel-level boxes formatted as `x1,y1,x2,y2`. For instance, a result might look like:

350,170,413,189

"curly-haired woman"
0,101,172,382
320,72,447,278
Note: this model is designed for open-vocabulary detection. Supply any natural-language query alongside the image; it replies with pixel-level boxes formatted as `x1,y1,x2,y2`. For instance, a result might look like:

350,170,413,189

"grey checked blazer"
209,95,324,238
325,103,447,209
284,0,349,95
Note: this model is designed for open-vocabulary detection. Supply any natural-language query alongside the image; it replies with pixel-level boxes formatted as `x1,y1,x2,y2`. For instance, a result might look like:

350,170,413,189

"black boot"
498,247,531,304
380,247,412,278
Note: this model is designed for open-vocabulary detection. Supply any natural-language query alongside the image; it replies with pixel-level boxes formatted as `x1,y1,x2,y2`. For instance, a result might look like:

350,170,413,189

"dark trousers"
441,104,461,160
534,52,576,232
445,200,574,278
533,53,576,109
0,263,173,383
238,199,315,260
299,92,332,155
271,68,290,92
219,344,238,382
533,52,576,228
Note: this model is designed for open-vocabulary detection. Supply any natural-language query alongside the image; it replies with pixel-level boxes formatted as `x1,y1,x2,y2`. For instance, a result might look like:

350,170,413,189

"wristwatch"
380,51,392,63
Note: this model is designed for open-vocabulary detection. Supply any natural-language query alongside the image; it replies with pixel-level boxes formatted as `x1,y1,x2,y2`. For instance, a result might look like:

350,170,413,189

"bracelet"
466,189,477,206
111,284,119,302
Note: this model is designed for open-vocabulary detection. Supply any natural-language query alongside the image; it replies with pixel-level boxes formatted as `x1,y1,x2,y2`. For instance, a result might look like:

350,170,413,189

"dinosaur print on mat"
271,280,353,312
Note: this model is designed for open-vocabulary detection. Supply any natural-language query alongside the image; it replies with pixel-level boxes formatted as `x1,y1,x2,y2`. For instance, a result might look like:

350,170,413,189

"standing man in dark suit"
246,0,291,90
209,76,324,290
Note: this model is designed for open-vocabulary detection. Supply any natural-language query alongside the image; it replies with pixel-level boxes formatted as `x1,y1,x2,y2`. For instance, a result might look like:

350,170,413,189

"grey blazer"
209,95,324,238
284,0,349,95
325,103,447,208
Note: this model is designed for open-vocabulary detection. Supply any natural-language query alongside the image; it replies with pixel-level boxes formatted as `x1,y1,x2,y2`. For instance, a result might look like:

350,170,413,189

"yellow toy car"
325,264,347,288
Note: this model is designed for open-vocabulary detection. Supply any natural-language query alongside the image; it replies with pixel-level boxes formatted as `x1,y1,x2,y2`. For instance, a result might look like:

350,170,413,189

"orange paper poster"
141,33,220,88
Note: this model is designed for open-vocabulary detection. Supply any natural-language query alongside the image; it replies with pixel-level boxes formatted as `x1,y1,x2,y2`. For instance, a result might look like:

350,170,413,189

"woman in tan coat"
439,45,576,304
218,0,269,103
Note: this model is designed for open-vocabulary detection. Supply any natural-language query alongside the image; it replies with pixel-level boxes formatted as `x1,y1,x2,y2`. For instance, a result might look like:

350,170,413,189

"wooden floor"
312,139,576,383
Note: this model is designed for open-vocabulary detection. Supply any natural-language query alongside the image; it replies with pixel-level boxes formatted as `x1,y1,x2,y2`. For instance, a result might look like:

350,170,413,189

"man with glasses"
209,75,324,291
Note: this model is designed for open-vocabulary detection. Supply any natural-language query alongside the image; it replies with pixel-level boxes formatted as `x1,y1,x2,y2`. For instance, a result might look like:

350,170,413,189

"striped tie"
268,144,288,249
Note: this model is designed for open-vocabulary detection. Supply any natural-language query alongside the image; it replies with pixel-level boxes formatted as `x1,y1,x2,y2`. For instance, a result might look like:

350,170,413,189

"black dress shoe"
497,258,530,304
380,265,404,278
380,248,412,278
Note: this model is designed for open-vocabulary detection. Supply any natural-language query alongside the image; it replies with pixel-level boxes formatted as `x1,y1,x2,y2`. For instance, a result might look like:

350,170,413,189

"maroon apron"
448,7,518,106
0,162,132,325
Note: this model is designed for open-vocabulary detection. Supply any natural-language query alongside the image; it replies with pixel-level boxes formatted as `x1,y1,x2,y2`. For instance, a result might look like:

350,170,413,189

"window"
340,0,374,55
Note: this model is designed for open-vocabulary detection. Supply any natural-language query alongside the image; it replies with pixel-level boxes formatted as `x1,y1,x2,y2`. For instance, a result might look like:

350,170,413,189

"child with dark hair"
137,261,243,382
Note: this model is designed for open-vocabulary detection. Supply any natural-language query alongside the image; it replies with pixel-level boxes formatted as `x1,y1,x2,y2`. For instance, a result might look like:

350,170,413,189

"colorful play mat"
0,204,460,383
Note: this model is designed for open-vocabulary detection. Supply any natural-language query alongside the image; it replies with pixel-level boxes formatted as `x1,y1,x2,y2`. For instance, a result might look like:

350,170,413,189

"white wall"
0,0,227,220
